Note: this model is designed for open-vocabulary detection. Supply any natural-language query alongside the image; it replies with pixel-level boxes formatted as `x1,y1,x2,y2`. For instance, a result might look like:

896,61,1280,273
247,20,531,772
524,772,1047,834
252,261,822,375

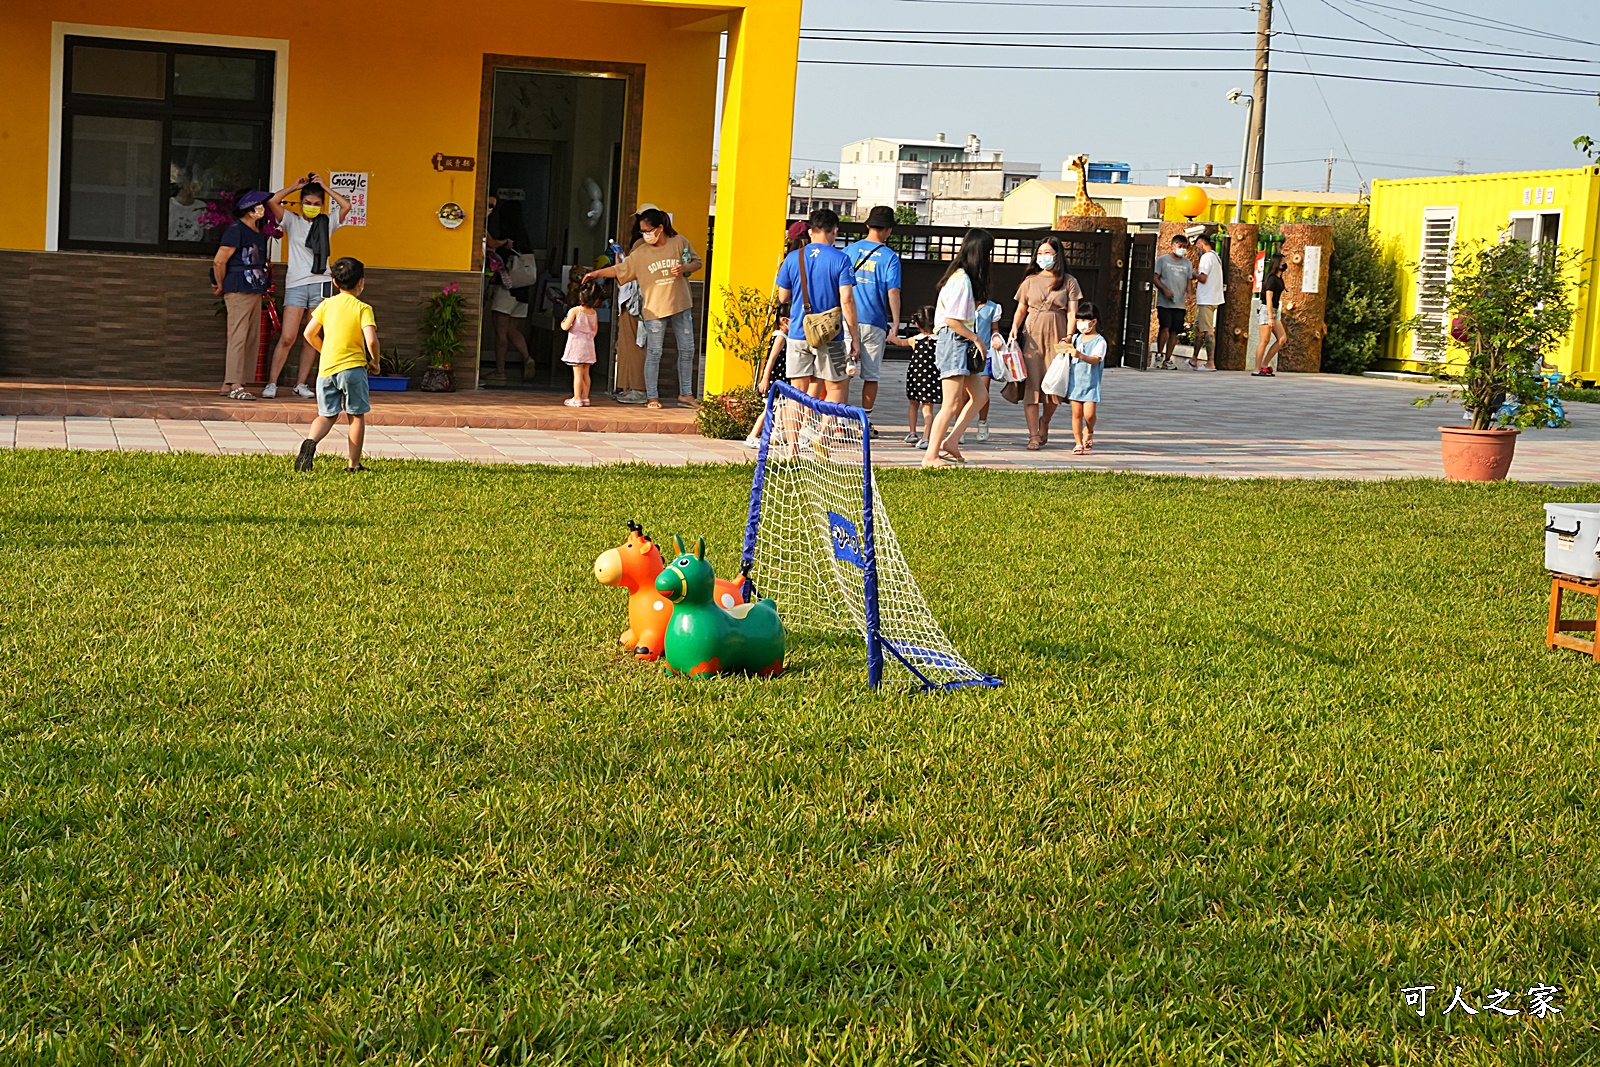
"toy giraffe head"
656,535,714,605
1066,154,1108,218
593,520,666,592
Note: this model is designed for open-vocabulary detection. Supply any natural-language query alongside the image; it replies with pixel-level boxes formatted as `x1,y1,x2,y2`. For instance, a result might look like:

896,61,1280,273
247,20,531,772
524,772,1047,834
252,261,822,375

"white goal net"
740,383,1001,691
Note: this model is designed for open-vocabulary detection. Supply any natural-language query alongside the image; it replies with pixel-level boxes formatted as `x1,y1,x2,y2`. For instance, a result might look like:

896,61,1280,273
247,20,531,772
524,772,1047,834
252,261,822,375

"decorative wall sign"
432,153,476,172
438,202,466,229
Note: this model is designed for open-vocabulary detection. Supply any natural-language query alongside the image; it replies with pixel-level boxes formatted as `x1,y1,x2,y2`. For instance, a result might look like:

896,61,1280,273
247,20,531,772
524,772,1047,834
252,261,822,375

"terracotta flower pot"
1439,426,1518,482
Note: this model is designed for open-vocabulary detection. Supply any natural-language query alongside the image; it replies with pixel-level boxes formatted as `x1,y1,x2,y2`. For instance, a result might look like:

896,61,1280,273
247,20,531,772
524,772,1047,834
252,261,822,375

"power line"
803,27,1600,64
795,56,1598,96
1276,1,1364,186
796,32,1600,77
1350,0,1600,49
874,0,1248,7
1313,0,1582,93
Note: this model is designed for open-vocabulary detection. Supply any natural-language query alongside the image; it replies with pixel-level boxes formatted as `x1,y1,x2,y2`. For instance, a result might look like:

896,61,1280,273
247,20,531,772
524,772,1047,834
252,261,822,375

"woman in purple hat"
210,189,274,400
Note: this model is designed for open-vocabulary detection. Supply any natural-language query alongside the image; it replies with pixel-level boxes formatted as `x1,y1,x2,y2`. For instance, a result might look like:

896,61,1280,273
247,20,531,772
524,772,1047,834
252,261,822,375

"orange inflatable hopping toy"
593,520,745,660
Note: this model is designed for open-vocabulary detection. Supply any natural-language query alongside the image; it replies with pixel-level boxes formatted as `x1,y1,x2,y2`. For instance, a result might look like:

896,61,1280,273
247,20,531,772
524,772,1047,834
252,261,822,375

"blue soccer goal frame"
740,381,1002,692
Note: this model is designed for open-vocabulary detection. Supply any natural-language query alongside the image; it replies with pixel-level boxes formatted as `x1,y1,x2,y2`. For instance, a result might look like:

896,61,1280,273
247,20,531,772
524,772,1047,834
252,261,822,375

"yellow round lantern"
1173,185,1210,220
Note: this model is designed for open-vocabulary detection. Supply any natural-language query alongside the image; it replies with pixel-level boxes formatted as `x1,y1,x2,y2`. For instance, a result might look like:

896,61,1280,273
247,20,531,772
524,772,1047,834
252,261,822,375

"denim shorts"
285,282,333,309
934,328,973,380
317,367,371,417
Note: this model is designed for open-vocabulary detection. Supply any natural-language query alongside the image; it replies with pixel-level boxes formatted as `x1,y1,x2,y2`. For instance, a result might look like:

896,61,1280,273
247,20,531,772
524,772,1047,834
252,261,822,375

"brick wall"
0,250,482,386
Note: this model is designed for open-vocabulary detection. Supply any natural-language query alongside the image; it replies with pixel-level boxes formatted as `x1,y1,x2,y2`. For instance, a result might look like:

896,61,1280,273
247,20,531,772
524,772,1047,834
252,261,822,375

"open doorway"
475,61,637,391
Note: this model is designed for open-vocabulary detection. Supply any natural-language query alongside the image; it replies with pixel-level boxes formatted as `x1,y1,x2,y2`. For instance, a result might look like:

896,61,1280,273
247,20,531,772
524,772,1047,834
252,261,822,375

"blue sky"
781,0,1600,192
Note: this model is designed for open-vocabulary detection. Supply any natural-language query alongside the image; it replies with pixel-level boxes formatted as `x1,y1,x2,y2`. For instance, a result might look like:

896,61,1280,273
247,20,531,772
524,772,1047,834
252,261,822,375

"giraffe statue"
1064,154,1107,218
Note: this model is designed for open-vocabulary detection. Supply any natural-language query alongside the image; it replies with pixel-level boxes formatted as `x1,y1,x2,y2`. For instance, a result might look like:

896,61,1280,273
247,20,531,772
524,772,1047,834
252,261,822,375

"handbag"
963,337,986,375
498,250,538,290
796,248,843,349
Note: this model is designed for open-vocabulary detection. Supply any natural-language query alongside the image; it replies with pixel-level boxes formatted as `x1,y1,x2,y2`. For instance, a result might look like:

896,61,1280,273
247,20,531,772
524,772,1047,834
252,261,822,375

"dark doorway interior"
480,68,627,391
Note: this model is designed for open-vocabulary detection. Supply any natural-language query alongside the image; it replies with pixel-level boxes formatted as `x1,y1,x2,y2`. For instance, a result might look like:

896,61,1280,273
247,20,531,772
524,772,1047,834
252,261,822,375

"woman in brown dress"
1008,235,1082,449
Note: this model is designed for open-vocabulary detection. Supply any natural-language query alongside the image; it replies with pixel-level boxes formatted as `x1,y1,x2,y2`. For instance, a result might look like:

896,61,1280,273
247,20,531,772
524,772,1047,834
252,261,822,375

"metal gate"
829,223,1122,353
1117,232,1157,369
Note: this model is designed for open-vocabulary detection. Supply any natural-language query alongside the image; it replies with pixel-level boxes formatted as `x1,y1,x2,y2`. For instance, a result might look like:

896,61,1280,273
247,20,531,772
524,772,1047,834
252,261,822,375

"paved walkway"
3,370,1597,481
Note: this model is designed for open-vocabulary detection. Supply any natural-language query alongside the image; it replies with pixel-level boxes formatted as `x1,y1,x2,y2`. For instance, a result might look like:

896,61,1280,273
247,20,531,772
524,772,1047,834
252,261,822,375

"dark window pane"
169,120,265,241
71,46,166,99
173,53,261,101
68,115,162,244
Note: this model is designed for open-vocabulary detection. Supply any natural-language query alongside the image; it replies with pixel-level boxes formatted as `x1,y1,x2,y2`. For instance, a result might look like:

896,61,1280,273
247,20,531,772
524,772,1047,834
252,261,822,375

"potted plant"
1408,237,1580,481
697,285,777,439
419,282,467,392
370,346,414,391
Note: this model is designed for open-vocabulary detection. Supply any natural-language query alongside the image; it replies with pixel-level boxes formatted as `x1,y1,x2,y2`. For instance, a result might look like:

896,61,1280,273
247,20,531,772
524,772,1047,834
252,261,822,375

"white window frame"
1414,206,1457,362
47,22,288,252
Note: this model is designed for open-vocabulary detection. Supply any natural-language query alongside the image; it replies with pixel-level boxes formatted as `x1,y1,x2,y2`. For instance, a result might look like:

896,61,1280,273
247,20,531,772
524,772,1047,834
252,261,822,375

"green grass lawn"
2,451,1598,1065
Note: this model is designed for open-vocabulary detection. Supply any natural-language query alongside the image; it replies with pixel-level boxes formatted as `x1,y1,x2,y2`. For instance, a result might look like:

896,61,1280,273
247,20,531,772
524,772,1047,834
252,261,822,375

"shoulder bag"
796,248,843,349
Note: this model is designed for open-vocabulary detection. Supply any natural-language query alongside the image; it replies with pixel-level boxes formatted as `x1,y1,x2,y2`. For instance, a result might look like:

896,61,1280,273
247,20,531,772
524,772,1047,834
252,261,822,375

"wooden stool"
1547,573,1600,662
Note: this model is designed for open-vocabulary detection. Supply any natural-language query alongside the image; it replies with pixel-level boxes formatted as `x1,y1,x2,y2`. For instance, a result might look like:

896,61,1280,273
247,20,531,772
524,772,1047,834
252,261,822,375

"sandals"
563,397,584,408
939,450,967,464
228,387,256,401
343,464,368,474
1072,446,1086,455
1026,437,1042,451
677,395,698,407
646,399,663,409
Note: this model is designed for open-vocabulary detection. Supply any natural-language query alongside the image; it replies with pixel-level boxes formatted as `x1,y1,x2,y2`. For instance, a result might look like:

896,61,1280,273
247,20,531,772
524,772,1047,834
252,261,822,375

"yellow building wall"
0,0,803,391
1369,167,1600,382
1000,181,1063,228
1165,198,1364,225
0,1,724,270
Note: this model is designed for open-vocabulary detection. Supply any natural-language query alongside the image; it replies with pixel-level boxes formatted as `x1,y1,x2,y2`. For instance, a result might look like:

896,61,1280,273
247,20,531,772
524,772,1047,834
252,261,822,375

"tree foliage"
1408,238,1582,430
715,285,778,371
1313,210,1401,375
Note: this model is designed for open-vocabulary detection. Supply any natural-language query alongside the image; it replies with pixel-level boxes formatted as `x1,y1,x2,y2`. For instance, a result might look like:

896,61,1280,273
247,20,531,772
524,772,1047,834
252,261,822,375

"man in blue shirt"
775,208,861,403
841,205,903,432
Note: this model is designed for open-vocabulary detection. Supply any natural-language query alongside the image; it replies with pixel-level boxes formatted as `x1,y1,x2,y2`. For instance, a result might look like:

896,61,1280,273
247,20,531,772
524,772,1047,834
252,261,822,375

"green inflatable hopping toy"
656,536,785,678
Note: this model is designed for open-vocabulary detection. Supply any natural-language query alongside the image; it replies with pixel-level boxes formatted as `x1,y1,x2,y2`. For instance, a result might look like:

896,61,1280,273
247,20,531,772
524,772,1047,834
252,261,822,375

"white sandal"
228,388,256,401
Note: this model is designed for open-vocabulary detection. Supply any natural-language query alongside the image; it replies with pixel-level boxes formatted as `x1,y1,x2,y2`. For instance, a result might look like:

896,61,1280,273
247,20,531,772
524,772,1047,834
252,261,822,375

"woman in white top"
922,229,993,470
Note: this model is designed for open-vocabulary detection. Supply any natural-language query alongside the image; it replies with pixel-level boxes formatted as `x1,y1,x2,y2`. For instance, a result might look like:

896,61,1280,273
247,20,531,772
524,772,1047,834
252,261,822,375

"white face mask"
1173,246,1188,257
1036,253,1055,271
643,229,663,245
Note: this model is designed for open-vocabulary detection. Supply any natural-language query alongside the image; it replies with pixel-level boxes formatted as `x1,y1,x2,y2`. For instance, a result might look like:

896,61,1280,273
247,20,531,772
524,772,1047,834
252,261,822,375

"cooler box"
1544,503,1600,579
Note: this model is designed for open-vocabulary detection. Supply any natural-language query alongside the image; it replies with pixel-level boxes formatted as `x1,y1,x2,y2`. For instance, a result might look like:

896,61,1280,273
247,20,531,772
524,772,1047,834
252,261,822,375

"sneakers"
293,383,315,399
294,439,317,472
616,389,648,405
741,435,761,450
976,421,989,442
262,382,278,399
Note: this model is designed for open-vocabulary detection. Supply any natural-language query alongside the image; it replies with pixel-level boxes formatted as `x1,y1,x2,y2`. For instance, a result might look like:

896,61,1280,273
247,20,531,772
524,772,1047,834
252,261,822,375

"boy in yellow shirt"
296,257,381,472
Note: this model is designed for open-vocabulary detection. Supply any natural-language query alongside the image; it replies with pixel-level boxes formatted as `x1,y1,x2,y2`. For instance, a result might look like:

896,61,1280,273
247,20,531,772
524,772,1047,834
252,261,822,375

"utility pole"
1324,150,1335,193
1247,0,1271,201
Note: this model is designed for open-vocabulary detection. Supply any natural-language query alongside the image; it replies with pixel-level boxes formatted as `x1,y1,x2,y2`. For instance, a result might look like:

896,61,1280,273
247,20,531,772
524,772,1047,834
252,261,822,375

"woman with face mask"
209,189,275,401
584,207,703,409
1008,235,1083,449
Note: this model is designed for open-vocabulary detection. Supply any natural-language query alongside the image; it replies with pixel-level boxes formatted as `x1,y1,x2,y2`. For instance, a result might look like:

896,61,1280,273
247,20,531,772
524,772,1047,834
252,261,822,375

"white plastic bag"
1041,352,1072,397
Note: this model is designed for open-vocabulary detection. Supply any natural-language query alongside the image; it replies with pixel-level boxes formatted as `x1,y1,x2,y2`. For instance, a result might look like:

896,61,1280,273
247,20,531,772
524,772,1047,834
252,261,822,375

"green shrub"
1314,209,1400,375
1558,384,1600,404
695,387,764,440
715,286,778,372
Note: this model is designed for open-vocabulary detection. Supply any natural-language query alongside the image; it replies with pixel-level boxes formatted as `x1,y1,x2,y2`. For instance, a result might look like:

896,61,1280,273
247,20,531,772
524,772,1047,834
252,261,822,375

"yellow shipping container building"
1368,167,1600,383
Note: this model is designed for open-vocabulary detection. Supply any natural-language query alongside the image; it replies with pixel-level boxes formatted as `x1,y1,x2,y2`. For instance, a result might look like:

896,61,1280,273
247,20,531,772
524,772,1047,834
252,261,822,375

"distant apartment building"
929,159,1041,227
787,184,860,219
840,133,1033,224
